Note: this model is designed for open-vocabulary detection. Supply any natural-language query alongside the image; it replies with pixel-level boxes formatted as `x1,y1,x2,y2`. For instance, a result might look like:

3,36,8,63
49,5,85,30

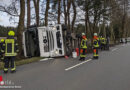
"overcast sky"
0,0,18,27
0,13,18,27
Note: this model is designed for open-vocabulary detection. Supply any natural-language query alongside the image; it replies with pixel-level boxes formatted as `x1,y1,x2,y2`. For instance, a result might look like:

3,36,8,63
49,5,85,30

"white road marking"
112,48,118,51
40,58,54,61
65,59,92,71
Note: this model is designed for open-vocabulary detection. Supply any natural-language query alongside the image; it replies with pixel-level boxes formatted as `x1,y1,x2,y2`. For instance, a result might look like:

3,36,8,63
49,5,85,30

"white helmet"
82,33,85,36
94,33,97,36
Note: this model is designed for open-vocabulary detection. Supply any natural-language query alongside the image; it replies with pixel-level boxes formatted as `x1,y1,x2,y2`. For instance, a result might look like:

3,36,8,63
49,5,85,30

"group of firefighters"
0,30,19,73
79,33,109,61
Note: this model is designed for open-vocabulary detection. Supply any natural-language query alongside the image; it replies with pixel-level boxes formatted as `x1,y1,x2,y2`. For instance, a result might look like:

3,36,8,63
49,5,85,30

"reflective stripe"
11,62,16,71
80,54,86,57
11,68,16,71
5,39,17,56
1,50,4,52
93,39,99,48
94,54,99,56
5,53,17,56
4,68,8,71
81,39,87,49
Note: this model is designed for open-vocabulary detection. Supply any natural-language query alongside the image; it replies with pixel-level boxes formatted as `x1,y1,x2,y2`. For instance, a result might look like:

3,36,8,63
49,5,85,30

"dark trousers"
105,43,109,50
4,56,15,71
101,44,105,50
80,49,87,60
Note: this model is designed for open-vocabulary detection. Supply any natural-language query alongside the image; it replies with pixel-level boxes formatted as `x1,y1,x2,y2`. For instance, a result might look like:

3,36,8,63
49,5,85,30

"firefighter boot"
82,57,85,61
79,57,83,61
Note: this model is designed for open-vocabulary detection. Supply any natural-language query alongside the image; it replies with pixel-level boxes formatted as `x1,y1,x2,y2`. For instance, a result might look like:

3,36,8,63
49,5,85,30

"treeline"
0,25,17,37
0,0,130,57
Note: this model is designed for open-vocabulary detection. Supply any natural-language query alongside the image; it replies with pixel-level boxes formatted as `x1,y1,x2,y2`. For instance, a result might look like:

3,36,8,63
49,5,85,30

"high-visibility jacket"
0,42,5,54
93,39,99,48
3,37,19,57
80,38,87,49
101,38,106,44
0,42,5,60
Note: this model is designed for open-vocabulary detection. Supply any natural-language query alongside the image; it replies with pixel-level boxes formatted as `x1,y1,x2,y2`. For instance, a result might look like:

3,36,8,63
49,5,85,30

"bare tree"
33,0,40,26
27,0,31,28
71,0,77,32
58,0,61,24
63,0,67,25
67,0,71,30
45,0,50,26
17,0,25,57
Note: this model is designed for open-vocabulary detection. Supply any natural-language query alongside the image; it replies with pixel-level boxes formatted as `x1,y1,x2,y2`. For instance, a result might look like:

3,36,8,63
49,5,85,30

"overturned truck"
23,25,66,57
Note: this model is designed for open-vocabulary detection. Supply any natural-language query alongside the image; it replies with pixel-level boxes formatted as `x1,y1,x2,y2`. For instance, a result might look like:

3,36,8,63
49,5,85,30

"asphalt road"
0,43,130,90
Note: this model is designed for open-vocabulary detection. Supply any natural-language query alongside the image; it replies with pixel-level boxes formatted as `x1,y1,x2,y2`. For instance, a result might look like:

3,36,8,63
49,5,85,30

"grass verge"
0,57,43,70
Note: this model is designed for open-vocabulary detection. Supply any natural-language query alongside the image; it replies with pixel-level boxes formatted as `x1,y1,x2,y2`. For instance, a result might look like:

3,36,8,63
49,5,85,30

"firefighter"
0,39,5,61
101,37,106,50
3,31,19,73
79,33,87,61
93,33,99,59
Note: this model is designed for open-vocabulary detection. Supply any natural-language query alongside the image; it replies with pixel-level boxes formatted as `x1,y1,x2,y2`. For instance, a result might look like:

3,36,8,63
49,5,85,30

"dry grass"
0,57,43,70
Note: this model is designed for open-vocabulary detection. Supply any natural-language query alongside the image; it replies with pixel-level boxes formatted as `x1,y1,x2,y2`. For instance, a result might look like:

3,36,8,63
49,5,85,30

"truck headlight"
53,27,56,30
55,50,59,54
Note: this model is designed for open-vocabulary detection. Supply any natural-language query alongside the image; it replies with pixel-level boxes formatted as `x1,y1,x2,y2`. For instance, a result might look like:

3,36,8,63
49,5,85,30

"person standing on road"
101,37,106,50
2,31,19,73
93,33,99,59
79,33,87,61
0,39,5,61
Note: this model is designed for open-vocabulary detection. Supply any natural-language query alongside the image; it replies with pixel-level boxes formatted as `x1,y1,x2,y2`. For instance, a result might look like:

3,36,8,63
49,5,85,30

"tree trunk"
71,0,76,32
27,0,31,28
110,23,115,44
67,0,71,30
63,0,67,26
33,0,40,26
17,0,25,58
45,0,50,26
58,0,61,24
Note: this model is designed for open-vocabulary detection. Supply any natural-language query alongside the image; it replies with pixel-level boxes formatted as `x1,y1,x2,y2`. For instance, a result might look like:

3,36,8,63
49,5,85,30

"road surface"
0,43,130,90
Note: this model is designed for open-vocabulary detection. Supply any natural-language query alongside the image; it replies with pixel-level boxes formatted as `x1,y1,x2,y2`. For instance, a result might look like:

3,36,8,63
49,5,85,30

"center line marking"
112,48,118,51
65,59,92,71
40,58,54,61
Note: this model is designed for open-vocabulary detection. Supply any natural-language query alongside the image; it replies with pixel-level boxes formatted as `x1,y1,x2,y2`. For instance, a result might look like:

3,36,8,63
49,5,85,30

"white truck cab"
23,24,65,57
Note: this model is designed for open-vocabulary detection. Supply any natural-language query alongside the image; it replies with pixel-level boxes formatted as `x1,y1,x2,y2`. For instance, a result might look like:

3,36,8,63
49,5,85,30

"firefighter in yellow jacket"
2,31,19,73
79,33,87,61
101,37,106,50
0,39,5,61
93,33,99,59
